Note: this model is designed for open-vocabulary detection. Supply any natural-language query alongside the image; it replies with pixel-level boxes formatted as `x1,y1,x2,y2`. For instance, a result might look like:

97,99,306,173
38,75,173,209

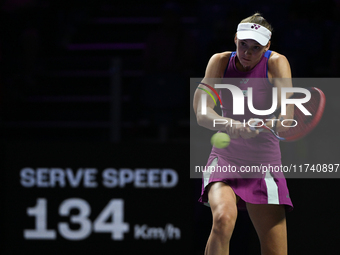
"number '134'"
24,198,129,240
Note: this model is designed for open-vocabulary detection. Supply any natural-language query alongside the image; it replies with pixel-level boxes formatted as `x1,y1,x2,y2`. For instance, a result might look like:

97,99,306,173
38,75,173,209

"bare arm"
193,53,233,131
267,52,294,132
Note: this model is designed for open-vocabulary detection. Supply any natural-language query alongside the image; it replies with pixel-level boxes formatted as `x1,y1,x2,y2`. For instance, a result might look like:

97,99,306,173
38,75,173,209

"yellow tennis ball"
211,133,230,149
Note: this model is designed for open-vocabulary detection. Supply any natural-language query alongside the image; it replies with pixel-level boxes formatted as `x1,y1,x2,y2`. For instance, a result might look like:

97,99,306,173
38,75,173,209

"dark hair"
240,13,273,32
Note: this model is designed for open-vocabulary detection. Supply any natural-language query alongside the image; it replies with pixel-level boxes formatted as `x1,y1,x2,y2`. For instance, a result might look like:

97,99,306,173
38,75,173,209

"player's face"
235,38,270,71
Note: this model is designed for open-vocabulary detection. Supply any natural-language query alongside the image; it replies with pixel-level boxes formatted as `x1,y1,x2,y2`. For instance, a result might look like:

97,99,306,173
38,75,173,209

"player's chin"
240,58,252,66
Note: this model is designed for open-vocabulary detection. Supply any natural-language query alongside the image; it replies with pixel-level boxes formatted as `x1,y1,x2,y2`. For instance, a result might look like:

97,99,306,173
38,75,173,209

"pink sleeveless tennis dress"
198,50,293,211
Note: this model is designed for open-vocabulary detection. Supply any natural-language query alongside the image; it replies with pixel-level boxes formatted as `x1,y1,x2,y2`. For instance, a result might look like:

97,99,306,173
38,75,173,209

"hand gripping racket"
249,87,326,142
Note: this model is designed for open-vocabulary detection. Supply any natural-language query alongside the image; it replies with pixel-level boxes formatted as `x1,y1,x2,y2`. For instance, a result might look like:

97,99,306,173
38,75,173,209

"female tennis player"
193,13,293,255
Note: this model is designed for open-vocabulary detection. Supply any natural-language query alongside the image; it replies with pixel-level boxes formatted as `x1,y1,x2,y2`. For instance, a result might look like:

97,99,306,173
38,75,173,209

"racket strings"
278,91,321,138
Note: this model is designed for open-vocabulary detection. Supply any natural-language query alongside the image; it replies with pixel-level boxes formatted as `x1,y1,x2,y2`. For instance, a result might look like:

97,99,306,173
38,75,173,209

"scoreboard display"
2,141,191,255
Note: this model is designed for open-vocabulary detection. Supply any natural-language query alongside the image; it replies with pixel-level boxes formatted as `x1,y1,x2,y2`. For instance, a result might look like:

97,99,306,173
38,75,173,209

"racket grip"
249,119,264,132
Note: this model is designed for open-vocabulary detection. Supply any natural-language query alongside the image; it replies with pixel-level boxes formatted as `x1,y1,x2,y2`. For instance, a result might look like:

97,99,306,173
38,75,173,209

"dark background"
1,0,340,254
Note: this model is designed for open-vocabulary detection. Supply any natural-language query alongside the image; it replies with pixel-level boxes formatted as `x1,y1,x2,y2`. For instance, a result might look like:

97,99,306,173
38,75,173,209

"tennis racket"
249,87,326,142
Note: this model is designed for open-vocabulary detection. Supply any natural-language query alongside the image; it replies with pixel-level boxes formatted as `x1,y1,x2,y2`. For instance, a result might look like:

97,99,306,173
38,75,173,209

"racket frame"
251,87,326,142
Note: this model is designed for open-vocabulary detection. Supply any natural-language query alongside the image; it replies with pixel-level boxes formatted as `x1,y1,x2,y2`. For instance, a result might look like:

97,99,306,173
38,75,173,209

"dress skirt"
198,153,293,212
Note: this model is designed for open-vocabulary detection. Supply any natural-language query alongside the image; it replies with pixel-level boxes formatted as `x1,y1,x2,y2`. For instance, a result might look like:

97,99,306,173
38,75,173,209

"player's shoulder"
268,51,290,68
205,51,232,78
210,51,233,63
267,51,291,78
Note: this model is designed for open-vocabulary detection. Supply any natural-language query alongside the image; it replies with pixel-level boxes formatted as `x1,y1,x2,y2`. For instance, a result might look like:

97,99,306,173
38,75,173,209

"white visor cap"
237,23,272,46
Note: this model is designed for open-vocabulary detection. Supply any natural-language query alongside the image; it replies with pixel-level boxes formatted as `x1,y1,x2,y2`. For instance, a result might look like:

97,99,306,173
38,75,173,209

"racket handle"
249,115,277,131
249,119,264,132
